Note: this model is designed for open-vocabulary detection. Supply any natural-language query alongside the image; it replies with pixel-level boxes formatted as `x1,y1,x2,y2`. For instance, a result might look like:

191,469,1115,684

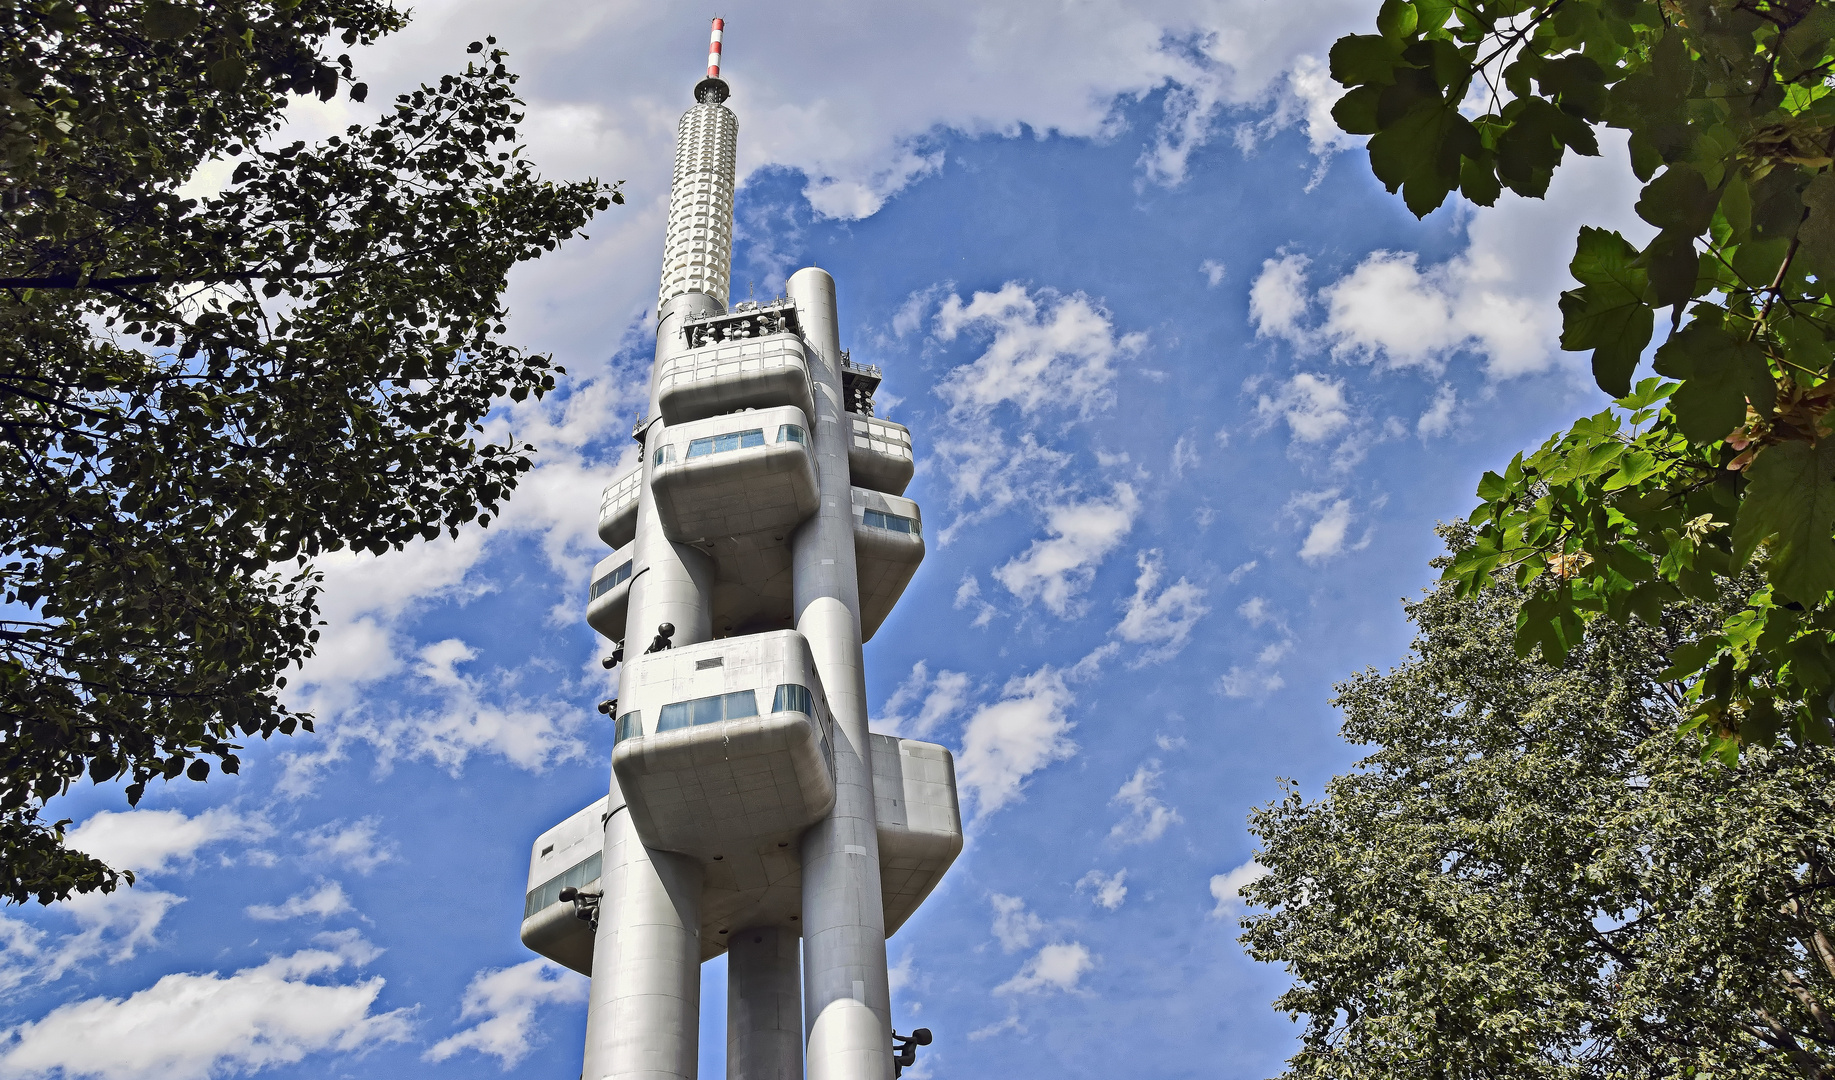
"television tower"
517,20,962,1080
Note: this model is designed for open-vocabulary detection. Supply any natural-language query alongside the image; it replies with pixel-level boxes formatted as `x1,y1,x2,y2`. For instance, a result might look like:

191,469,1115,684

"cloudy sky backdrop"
2,2,1652,1078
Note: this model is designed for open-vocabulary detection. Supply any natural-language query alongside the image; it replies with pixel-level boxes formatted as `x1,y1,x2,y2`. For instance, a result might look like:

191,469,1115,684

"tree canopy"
1242,551,1835,1079
1,0,618,903
1329,0,1835,759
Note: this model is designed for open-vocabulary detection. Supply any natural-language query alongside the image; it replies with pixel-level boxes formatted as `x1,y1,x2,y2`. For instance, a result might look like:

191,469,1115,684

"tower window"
863,509,920,536
656,690,759,732
776,425,806,445
686,428,766,459
590,561,634,599
654,444,676,466
771,684,814,715
614,712,642,744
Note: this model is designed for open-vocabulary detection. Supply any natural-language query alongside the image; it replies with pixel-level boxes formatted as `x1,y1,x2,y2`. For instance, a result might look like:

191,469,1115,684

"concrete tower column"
786,266,894,1080
726,926,804,1080
581,801,705,1080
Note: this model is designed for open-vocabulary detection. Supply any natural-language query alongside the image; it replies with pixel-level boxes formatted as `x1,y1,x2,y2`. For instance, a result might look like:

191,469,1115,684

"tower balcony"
585,547,635,640
872,735,964,935
598,465,641,550
613,630,837,861
657,333,813,427
519,795,610,976
651,407,818,544
848,415,914,496
852,488,924,642
519,732,963,973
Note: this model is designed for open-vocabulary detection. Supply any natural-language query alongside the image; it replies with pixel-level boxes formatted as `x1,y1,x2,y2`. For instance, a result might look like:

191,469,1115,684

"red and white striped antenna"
693,17,730,103
706,18,724,78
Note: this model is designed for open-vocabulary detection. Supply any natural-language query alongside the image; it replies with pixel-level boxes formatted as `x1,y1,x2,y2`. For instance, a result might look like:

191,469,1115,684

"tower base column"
582,808,704,1080
726,926,803,1080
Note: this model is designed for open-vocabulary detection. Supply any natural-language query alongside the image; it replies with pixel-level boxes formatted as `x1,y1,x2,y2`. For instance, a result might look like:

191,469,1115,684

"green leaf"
1411,0,1452,34
1635,166,1716,235
1330,34,1405,88
1733,439,1835,604
1536,55,1608,121
1796,170,1835,283
1333,86,1382,136
1376,0,1417,41
1460,148,1501,206
1627,131,1663,183
141,2,202,41
1650,318,1773,442
1560,228,1654,397
208,56,246,91
1637,230,1700,309
1368,99,1479,217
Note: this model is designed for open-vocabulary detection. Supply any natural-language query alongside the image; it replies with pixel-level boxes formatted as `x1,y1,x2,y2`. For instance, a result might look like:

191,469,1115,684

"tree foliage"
1,0,619,903
1330,0,1835,758
1242,555,1835,1079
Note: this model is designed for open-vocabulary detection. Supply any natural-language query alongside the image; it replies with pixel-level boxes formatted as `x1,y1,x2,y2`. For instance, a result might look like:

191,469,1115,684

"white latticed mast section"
659,101,737,307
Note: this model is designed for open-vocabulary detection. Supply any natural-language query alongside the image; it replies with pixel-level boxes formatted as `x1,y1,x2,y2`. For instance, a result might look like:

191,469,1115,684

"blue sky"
2,3,1654,1079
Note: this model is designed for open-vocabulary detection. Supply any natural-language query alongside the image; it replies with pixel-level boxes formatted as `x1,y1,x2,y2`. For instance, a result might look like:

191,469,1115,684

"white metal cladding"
657,333,815,425
598,466,641,549
846,415,915,496
659,102,738,307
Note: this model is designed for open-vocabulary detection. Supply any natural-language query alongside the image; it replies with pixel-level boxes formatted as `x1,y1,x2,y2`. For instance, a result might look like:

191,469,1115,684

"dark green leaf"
1733,439,1835,604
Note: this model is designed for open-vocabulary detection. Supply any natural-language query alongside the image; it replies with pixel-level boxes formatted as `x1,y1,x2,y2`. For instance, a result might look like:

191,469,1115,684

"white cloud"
281,637,588,795
1245,133,1649,380
934,284,1144,419
1288,489,1357,563
246,882,353,923
1254,372,1351,444
1108,762,1183,845
1237,596,1279,628
424,959,588,1067
303,819,397,875
1220,596,1293,700
989,894,1045,954
952,572,999,628
65,807,266,877
1112,550,1210,665
0,938,412,1080
1076,869,1129,911
1200,259,1227,287
994,942,1094,996
1209,859,1271,919
880,662,972,739
1227,560,1258,584
967,1014,1024,1041
1219,667,1286,699
1249,253,1312,342
1170,434,1201,477
1287,53,1360,158
994,484,1141,617
956,667,1078,817
887,950,916,996
1417,384,1458,438
0,888,186,992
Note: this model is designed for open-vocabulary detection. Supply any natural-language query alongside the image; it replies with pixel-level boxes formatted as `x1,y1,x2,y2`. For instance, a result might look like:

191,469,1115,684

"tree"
1328,0,1835,759
1240,549,1835,1079
1,0,619,904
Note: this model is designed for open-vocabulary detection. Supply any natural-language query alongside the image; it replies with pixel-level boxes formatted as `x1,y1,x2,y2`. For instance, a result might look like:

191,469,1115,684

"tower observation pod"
520,20,962,1080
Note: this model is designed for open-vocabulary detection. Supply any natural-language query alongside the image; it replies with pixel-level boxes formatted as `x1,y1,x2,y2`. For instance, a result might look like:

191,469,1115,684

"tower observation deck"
519,21,961,1080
